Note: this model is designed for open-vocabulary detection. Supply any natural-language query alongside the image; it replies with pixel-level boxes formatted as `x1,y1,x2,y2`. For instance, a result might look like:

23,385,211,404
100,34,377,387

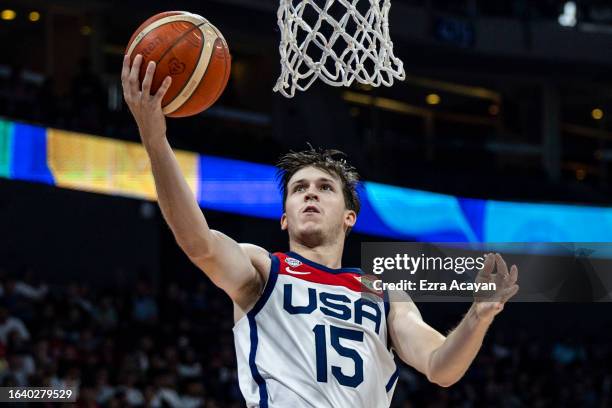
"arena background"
1,0,612,406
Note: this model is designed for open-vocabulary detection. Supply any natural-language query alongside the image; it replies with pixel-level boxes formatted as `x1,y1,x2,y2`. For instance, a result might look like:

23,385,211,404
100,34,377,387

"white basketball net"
274,0,405,98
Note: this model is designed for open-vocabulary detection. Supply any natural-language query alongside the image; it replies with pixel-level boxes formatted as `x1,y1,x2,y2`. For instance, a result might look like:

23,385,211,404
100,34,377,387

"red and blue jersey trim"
276,252,383,298
245,253,281,408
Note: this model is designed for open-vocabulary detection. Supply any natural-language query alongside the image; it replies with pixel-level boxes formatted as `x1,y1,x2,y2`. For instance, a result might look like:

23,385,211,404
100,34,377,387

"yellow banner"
47,129,198,200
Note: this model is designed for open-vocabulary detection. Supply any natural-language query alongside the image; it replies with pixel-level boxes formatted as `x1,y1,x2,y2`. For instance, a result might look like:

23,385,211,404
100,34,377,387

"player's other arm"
388,253,519,387
121,54,268,307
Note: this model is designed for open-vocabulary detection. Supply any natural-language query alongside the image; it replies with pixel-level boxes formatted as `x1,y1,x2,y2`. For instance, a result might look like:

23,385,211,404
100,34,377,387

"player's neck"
289,241,344,270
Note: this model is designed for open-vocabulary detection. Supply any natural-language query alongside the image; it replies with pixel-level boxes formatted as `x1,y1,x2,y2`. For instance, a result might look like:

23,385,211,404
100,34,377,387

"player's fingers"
154,76,172,103
495,253,508,275
495,253,509,280
509,265,518,285
480,253,495,277
128,54,143,93
501,284,519,303
141,61,156,97
121,55,130,85
121,55,134,102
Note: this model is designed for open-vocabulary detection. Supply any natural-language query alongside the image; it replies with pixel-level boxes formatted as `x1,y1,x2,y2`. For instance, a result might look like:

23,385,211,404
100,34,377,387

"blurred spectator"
0,306,30,344
150,371,182,407
132,279,158,324
116,371,144,406
182,381,206,408
178,348,203,379
18,269,48,298
94,368,115,404
5,353,35,386
95,296,119,330
552,339,586,365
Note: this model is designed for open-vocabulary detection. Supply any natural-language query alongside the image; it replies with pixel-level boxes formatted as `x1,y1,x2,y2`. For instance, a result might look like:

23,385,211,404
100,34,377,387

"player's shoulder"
239,244,289,262
239,243,269,258
239,243,272,274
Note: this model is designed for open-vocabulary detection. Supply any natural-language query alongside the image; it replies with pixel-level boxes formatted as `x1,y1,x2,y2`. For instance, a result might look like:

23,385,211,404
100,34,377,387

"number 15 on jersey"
313,324,364,388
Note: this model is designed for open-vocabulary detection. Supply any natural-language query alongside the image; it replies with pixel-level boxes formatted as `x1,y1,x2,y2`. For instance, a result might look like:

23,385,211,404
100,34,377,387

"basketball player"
122,54,519,407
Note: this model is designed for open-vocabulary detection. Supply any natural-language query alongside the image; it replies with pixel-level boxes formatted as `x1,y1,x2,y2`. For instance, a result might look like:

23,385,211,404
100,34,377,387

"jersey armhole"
247,253,280,318
384,289,394,352
383,289,390,319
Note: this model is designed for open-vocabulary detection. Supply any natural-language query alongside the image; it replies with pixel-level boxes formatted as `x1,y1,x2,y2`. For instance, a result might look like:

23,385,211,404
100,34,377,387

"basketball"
125,11,231,117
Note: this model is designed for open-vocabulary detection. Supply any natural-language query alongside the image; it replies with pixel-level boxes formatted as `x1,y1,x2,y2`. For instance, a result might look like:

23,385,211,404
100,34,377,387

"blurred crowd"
0,268,240,407
0,59,107,135
0,267,610,407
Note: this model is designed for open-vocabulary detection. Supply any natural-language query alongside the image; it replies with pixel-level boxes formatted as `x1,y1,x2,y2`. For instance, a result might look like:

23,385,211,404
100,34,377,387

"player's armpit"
387,292,446,382
187,231,271,309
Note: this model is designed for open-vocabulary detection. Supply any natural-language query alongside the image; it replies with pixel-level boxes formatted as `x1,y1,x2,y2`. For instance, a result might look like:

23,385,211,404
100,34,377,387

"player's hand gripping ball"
125,11,231,117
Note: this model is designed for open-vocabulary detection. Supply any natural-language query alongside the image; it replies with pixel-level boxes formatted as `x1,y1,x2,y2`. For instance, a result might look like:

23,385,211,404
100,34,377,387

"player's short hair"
276,147,361,215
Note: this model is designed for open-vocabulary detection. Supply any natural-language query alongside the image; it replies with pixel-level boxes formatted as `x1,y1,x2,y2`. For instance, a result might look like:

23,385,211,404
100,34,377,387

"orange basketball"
125,11,231,118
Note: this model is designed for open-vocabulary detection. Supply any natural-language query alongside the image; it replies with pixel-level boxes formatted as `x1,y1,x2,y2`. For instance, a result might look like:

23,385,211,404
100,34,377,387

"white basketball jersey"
233,252,398,408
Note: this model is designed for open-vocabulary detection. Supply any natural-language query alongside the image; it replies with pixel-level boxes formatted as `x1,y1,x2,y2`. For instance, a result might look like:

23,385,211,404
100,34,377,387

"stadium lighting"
1,9,16,20
559,2,577,27
592,108,604,120
426,93,441,105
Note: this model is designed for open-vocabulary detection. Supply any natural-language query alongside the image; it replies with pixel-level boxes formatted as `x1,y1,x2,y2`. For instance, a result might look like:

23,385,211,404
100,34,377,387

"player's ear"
280,213,288,231
344,210,356,229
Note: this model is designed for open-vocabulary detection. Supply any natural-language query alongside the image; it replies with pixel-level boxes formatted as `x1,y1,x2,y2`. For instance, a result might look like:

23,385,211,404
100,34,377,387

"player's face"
281,166,356,244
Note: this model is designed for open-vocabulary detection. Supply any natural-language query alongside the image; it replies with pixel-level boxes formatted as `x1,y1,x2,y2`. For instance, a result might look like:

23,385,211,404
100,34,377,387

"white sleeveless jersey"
233,252,398,408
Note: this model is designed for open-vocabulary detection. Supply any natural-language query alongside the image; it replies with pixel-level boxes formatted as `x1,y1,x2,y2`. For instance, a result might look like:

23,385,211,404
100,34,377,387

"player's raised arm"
388,253,519,387
121,54,268,307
